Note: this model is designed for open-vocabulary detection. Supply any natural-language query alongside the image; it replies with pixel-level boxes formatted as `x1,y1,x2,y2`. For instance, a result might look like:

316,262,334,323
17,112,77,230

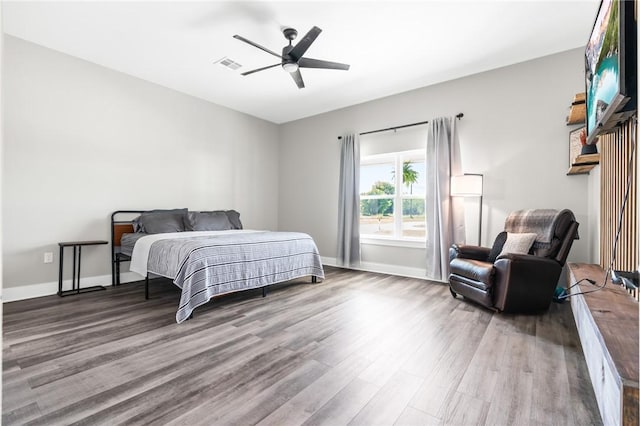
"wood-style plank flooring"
3,267,601,425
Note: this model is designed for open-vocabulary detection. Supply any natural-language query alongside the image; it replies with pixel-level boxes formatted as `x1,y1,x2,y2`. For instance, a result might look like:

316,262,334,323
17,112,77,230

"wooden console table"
568,263,638,426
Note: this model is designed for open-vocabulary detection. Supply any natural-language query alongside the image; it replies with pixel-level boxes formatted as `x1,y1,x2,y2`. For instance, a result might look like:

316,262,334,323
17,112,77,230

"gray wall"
3,36,596,294
2,36,280,291
278,48,592,278
1,4,4,387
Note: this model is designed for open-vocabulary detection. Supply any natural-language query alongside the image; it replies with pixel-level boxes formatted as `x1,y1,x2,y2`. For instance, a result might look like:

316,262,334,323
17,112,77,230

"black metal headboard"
110,210,147,286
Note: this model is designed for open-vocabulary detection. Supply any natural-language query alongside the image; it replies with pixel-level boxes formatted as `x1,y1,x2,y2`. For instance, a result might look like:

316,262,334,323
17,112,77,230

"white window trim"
361,237,426,249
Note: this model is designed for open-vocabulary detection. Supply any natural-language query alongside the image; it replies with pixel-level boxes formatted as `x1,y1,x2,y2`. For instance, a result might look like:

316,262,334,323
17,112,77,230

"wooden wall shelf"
567,152,600,175
566,92,586,125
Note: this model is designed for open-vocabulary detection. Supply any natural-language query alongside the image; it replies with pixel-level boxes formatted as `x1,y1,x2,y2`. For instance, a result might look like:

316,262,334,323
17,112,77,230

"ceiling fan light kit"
233,26,350,89
282,62,299,73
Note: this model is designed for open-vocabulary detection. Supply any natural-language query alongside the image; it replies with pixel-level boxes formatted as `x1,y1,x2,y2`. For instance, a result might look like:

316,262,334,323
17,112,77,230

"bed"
111,209,324,323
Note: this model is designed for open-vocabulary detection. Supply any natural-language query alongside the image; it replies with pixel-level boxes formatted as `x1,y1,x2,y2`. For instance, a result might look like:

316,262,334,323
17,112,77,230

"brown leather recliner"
448,209,579,313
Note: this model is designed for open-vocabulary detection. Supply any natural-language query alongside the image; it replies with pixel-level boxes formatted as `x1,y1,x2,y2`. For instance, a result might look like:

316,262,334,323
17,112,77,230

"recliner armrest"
495,252,558,263
492,254,562,312
450,244,491,261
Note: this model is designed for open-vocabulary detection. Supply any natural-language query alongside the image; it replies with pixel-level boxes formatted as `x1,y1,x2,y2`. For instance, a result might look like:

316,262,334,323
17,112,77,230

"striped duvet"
129,230,325,323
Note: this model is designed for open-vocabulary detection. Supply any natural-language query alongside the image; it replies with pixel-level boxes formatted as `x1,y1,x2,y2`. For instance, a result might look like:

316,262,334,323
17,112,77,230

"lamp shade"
451,174,483,197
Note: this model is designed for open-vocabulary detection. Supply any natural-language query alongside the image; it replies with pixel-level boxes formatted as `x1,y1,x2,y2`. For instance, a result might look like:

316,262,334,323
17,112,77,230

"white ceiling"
3,1,599,124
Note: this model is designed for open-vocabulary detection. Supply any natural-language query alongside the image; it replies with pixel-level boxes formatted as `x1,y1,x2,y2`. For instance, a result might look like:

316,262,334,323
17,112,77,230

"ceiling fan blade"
233,35,282,58
289,69,305,89
298,57,350,71
288,26,322,60
241,63,281,76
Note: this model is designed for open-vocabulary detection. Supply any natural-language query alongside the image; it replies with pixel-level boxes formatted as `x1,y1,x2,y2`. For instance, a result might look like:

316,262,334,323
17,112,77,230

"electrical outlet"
44,252,53,264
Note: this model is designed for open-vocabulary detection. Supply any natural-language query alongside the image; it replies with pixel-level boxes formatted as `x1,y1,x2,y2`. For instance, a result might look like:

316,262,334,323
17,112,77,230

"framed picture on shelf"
569,126,585,166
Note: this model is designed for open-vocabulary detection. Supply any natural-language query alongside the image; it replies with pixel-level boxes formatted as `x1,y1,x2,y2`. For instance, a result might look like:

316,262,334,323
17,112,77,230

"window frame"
359,149,426,244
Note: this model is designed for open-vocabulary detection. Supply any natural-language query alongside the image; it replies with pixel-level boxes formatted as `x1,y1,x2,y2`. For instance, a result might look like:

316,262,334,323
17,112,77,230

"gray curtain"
426,117,465,281
337,133,361,266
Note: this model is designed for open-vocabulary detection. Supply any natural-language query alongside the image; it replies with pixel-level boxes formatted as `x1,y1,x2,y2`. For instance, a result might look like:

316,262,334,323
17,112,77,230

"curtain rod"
337,113,463,140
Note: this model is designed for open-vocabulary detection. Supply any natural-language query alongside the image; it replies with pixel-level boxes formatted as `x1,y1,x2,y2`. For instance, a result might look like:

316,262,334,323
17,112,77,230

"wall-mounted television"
585,0,637,145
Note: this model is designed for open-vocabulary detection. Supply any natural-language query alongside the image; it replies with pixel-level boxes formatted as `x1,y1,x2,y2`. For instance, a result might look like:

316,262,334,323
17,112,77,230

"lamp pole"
478,192,483,246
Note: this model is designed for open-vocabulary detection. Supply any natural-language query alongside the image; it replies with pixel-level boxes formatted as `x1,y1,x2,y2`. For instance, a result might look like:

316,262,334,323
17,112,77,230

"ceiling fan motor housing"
281,45,298,72
282,45,295,60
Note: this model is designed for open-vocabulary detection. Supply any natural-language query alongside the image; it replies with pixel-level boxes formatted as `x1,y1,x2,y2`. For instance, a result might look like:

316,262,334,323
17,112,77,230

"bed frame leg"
262,286,268,298
145,276,149,300
312,276,317,284
115,260,121,286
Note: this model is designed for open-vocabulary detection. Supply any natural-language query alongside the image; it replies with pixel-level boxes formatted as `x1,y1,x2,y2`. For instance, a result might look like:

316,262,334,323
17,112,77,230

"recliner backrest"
554,221,579,265
503,209,578,263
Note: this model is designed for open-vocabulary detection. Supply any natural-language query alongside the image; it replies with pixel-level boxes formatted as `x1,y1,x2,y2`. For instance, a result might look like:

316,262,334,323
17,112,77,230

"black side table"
58,240,109,297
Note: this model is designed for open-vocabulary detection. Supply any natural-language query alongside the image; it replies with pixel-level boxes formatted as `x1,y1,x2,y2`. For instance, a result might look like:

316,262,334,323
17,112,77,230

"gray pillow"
225,210,243,229
136,208,187,234
187,211,233,231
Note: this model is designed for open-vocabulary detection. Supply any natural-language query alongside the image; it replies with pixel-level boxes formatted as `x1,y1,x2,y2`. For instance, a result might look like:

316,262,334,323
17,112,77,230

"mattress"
128,230,324,323
119,232,147,256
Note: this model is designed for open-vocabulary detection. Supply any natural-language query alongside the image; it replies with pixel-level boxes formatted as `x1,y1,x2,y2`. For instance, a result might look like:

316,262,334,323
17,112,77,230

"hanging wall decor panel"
599,118,638,272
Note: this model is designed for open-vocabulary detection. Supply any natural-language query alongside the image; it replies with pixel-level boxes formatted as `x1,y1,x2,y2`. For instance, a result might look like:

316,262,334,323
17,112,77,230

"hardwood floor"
3,267,601,425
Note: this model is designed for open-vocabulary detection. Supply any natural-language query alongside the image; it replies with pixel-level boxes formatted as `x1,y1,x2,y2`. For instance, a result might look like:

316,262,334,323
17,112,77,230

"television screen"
584,0,637,144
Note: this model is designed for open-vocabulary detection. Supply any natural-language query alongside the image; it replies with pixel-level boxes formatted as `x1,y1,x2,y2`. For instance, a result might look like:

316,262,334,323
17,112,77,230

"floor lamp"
451,174,484,246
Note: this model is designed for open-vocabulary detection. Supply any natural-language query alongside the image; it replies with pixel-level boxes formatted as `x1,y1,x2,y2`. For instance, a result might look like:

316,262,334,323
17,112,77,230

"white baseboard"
3,271,142,303
322,256,437,281
4,258,439,303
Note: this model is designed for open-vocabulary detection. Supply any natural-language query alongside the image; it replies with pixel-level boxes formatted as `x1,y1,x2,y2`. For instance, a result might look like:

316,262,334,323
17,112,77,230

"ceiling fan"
233,26,350,89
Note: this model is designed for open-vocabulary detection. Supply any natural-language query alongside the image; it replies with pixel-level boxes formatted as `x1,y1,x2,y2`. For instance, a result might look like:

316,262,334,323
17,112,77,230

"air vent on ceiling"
214,56,242,71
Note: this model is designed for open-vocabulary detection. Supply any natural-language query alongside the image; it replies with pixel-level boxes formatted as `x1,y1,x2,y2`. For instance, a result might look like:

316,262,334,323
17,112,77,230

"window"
360,149,426,241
